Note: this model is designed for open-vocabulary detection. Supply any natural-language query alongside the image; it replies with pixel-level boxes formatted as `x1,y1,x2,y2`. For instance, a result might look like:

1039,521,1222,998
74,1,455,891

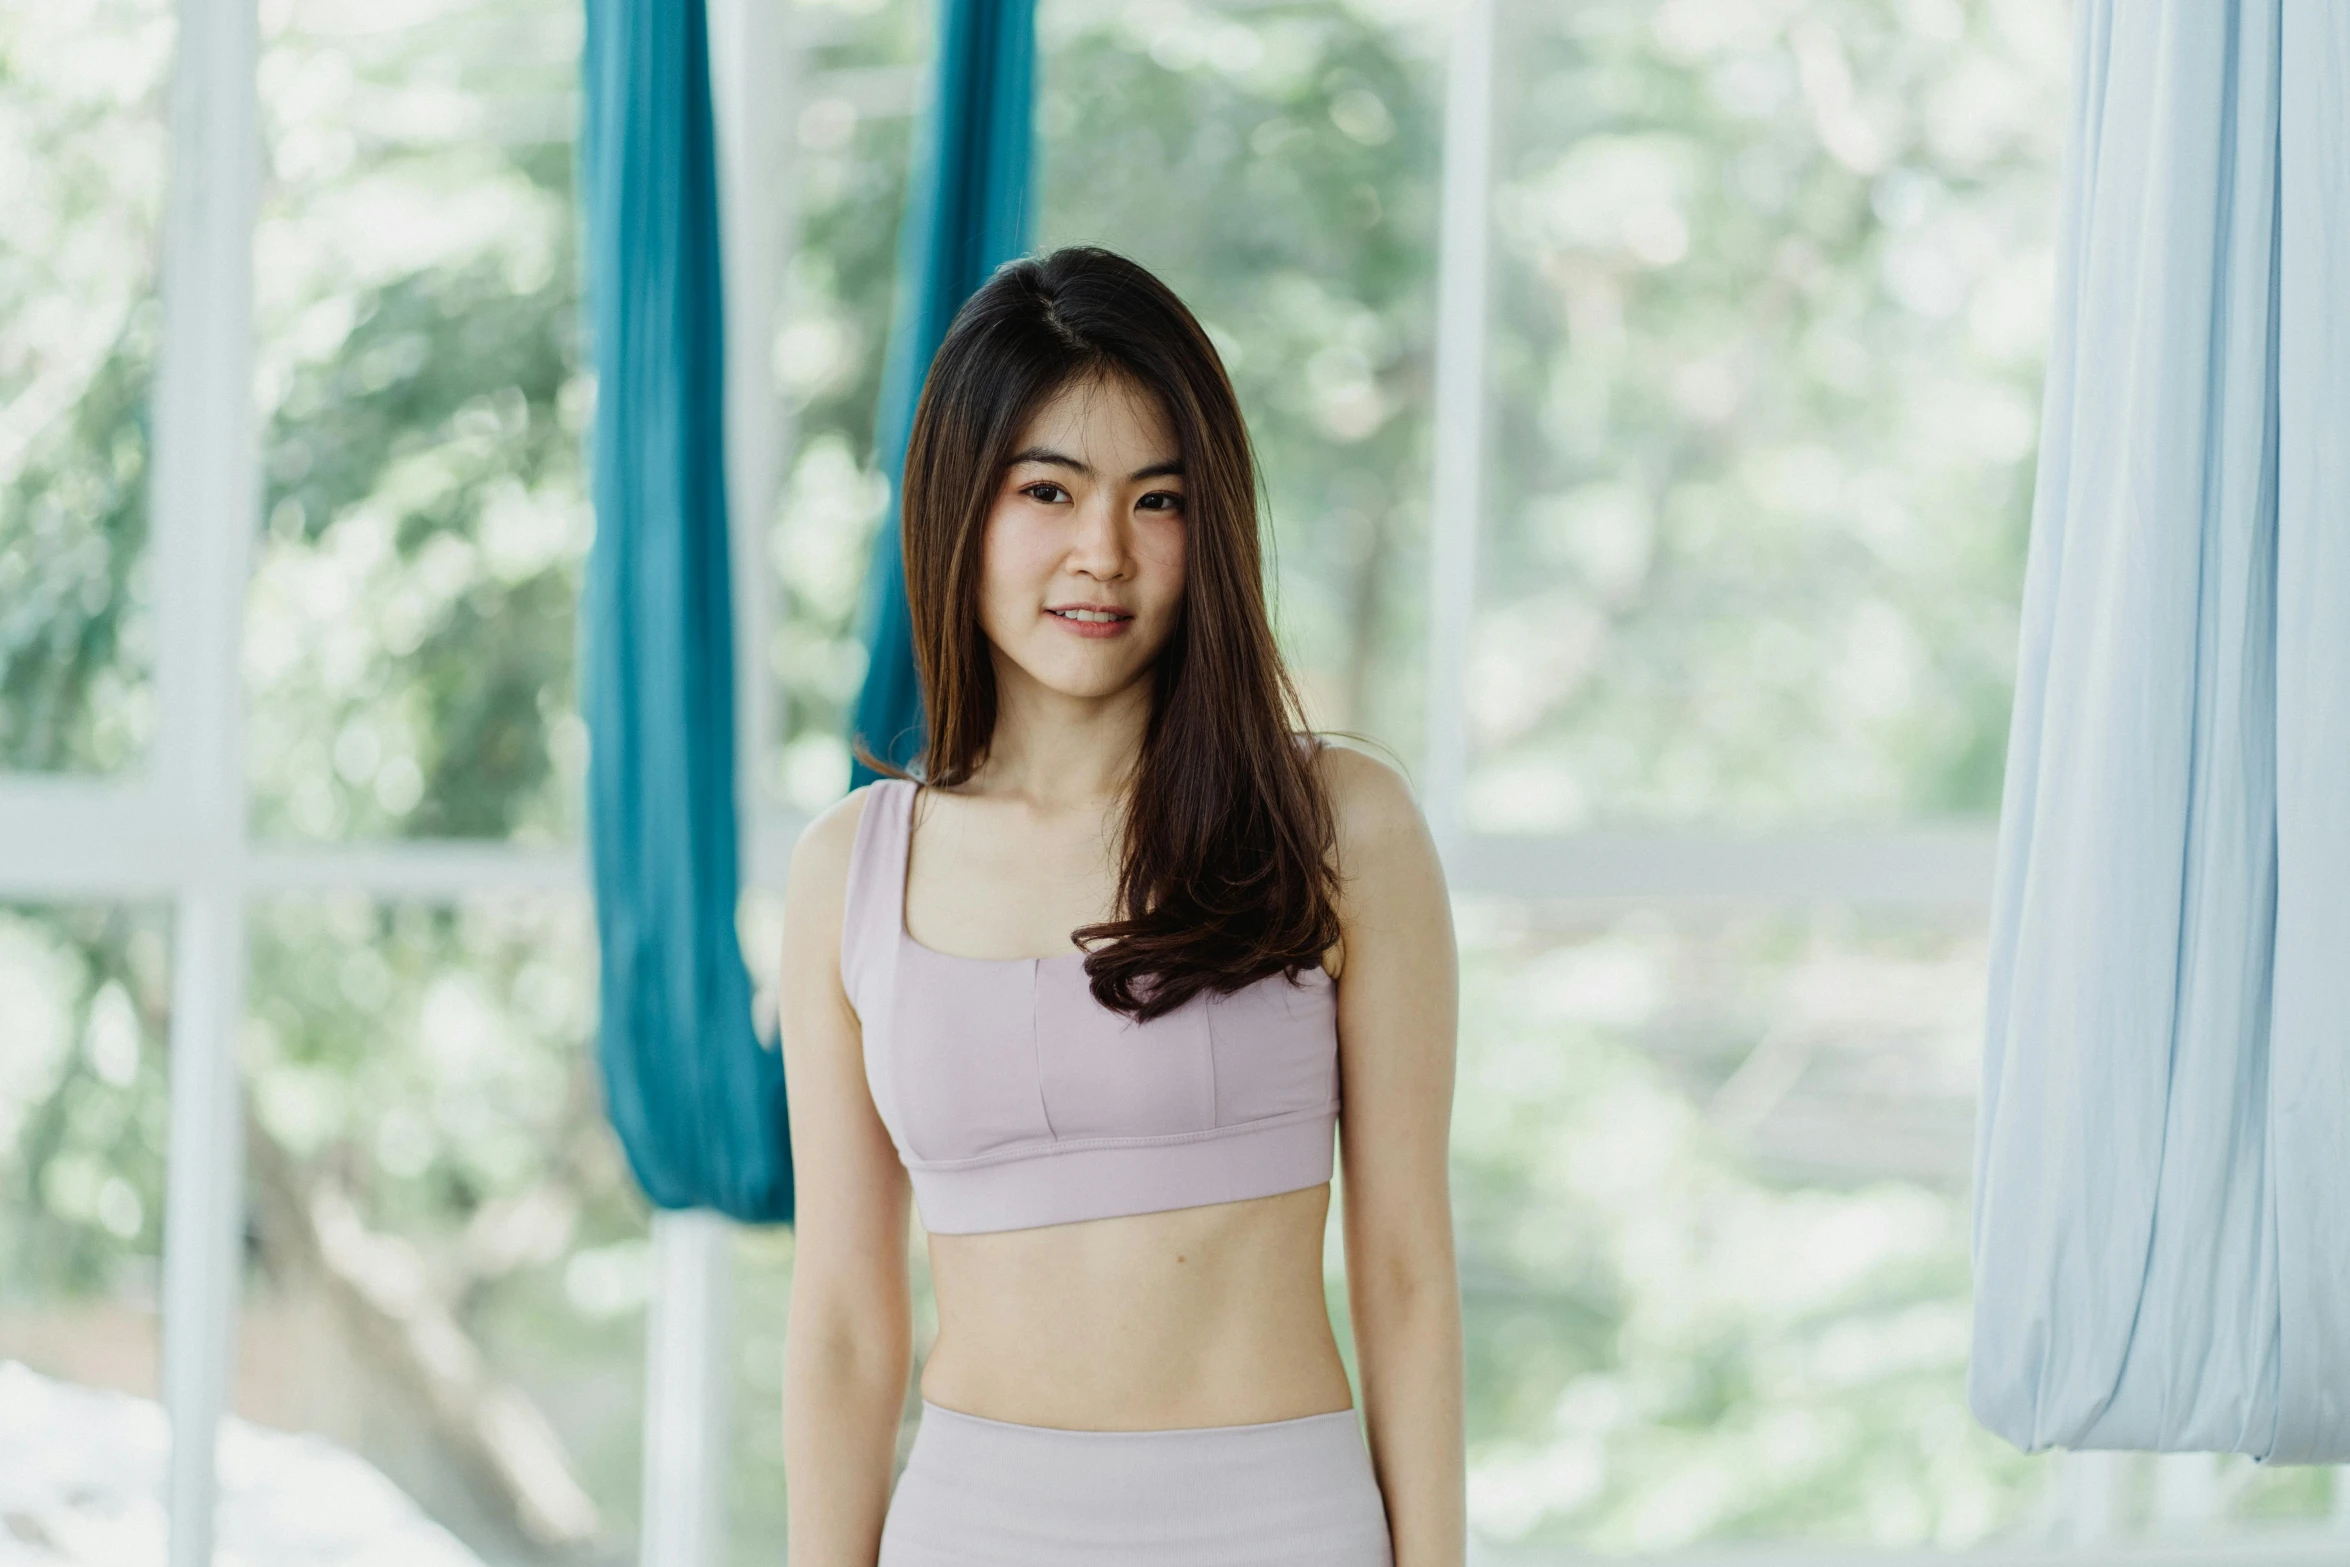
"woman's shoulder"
1295,739,1448,987
794,777,888,865
782,779,895,943
1302,734,1425,846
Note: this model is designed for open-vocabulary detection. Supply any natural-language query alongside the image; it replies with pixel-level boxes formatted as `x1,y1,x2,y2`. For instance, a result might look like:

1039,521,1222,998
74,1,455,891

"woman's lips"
1043,606,1133,638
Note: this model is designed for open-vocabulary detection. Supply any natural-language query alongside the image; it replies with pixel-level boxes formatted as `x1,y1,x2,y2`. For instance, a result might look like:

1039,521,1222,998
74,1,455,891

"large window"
4,0,2346,1563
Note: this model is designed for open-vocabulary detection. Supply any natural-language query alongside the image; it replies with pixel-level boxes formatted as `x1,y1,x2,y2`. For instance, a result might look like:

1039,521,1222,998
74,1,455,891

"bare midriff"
916,1181,1354,1431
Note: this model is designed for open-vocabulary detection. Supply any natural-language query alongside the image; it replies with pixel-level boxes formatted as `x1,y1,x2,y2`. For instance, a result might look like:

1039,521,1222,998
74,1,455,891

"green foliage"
0,0,171,773
0,322,156,773
1449,906,2043,1551
255,249,584,840
0,907,171,1302
243,894,649,1555
766,0,930,806
1470,0,2063,830
244,14,588,841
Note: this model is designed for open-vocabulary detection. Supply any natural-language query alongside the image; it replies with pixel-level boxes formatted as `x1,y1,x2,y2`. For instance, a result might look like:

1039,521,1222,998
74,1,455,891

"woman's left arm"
1324,744,1465,1567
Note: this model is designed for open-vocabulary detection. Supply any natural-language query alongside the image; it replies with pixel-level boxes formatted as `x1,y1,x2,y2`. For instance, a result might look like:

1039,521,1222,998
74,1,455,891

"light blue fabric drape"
578,0,793,1221
849,0,1037,785
1969,0,2347,1461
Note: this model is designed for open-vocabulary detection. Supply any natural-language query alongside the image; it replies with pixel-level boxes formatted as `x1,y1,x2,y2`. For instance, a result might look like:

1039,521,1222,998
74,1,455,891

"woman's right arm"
780,786,913,1566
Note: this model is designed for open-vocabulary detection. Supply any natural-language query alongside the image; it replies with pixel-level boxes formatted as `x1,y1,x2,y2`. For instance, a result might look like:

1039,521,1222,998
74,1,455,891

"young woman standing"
777,245,1463,1566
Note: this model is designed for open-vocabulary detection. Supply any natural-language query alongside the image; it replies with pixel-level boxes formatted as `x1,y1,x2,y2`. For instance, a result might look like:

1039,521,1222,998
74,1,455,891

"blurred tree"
765,0,931,808
250,249,583,842
1466,0,2062,832
0,0,170,774
0,0,178,1465
242,0,588,845
232,3,644,1554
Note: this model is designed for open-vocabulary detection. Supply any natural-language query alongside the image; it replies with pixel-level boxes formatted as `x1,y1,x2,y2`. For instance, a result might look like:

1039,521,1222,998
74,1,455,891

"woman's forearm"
783,1300,911,1567
1352,1270,1467,1567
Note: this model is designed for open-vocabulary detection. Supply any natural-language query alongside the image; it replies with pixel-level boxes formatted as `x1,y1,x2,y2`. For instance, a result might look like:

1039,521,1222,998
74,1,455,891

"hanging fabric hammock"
573,0,1035,1218
849,0,1038,785
577,0,792,1222
1969,0,2348,1461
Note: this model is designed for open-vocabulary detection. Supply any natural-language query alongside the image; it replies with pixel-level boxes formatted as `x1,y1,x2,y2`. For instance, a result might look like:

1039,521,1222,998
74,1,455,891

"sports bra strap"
841,776,912,998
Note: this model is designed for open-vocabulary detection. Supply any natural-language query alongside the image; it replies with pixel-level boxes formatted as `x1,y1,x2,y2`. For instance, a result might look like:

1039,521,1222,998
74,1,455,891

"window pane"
767,0,932,812
246,0,588,843
0,5,174,774
1451,897,2338,1552
1036,0,1443,753
0,905,170,1393
1468,0,2067,832
1455,898,2023,1550
240,894,646,1561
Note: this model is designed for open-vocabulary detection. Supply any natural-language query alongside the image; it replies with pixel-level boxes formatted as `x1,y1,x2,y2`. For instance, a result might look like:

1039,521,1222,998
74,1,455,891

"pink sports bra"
840,776,1341,1235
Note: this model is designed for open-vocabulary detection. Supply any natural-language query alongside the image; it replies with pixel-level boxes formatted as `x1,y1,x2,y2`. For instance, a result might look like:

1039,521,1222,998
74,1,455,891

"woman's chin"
1008,648,1156,703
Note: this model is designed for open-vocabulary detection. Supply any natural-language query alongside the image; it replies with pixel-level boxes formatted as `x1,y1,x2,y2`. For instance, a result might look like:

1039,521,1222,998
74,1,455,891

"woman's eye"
1138,490,1185,514
1022,481,1069,504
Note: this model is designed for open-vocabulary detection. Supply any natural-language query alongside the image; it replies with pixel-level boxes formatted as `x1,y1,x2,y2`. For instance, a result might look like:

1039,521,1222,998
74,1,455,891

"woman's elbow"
788,1260,911,1375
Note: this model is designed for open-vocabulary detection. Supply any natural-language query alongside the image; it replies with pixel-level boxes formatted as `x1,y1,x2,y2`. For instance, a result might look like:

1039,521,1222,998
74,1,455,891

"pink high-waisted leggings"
876,1399,1395,1566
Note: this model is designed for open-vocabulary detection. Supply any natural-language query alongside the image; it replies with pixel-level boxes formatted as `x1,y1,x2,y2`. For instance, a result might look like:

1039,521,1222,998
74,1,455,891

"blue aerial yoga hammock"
577,0,792,1221
1968,0,2348,1461
849,0,1038,785
573,0,1034,1219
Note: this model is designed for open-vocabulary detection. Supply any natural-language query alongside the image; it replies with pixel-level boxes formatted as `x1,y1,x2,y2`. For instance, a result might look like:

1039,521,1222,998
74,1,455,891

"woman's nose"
1067,495,1129,576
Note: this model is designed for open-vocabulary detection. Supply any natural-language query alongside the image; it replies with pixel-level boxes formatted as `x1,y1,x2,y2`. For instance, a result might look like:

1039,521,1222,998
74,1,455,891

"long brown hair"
850,245,1340,1023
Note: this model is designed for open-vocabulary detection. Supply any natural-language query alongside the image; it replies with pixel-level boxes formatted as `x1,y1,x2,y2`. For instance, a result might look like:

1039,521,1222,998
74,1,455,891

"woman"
777,245,1464,1566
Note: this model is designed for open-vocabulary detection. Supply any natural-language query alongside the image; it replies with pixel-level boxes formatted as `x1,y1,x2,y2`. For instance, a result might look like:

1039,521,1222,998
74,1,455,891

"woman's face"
977,370,1188,703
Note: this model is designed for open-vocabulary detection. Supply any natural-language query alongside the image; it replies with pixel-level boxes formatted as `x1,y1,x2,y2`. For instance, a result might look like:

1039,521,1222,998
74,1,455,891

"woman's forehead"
1014,370,1175,460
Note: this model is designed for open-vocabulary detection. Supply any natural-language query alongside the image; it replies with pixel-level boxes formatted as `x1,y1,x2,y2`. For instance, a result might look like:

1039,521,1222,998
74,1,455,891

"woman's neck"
974,661,1154,808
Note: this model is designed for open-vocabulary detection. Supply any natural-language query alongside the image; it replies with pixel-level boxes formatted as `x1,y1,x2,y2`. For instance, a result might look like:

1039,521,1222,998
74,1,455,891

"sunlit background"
5,0,2347,1562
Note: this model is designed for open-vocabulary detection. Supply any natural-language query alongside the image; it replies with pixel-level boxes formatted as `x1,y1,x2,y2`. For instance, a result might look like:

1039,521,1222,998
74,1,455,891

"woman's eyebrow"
1008,445,1090,474
1007,447,1184,482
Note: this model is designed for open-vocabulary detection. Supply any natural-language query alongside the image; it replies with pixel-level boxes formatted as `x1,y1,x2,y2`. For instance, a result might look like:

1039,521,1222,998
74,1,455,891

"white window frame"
1,0,2342,1564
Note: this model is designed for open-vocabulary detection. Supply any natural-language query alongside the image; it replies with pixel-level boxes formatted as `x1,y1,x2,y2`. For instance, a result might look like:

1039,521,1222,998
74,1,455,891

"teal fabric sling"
573,0,1038,1217
850,0,1039,784
578,0,792,1221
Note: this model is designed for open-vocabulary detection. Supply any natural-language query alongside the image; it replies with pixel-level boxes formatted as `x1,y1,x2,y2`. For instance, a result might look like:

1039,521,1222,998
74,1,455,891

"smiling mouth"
1046,608,1132,623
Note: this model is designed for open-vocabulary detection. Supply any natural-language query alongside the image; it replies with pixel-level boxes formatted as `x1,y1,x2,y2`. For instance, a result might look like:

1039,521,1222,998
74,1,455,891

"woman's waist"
918,1200,1349,1428
917,1316,1354,1430
922,1262,1340,1369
